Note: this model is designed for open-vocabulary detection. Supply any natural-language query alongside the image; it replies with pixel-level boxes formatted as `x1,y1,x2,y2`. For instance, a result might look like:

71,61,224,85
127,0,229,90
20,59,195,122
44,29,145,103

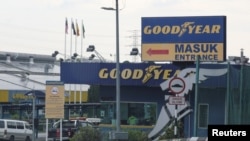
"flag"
71,21,76,35
76,21,80,36
82,23,85,38
65,18,68,34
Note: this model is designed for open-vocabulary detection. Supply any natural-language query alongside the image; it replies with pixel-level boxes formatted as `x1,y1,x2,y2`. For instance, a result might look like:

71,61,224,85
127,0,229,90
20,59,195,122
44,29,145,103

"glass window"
7,121,16,129
198,104,209,128
25,122,31,129
100,101,157,125
16,122,24,129
0,121,4,128
62,121,75,128
80,122,88,127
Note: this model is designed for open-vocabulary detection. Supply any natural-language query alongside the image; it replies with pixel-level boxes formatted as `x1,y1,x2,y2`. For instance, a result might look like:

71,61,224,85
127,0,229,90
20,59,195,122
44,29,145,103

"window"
16,122,24,129
100,102,157,125
7,121,16,129
198,104,209,128
0,121,4,128
25,122,31,129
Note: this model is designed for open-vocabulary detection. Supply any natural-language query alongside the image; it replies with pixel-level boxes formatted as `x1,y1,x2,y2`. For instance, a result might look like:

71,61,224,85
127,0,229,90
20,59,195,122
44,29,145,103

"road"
36,132,70,141
35,132,47,141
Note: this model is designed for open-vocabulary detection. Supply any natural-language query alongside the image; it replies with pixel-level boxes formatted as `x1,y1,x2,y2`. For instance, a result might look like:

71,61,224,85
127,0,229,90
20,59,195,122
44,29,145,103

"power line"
0,78,32,90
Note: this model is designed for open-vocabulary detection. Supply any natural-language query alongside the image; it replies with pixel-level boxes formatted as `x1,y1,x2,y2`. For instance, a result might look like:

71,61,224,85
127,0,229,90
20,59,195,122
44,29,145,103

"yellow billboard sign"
45,81,64,119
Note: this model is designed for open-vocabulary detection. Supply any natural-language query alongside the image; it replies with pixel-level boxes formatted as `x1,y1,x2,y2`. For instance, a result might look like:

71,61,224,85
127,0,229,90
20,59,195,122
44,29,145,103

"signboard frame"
45,81,65,119
141,16,226,62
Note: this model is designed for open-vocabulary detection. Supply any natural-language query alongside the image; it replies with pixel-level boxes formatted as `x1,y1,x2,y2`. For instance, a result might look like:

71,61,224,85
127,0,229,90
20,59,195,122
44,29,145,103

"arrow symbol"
147,48,169,56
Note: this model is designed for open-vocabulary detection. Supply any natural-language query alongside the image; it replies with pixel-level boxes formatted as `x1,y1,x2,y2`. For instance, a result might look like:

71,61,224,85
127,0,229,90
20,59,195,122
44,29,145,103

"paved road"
35,132,47,141
35,132,69,141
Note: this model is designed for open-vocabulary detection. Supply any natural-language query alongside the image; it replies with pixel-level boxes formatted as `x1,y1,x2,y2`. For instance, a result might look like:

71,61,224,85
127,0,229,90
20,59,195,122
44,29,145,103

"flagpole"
74,19,79,104
69,18,73,107
81,19,83,60
80,19,83,103
64,17,68,60
75,19,77,55
70,18,73,58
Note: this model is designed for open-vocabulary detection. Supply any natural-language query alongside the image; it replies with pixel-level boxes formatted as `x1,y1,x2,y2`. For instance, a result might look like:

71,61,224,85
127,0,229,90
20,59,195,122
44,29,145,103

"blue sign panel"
141,16,226,61
60,62,232,87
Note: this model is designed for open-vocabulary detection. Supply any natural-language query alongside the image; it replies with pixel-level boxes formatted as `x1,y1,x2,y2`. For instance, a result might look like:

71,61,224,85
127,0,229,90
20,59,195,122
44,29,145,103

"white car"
0,119,33,141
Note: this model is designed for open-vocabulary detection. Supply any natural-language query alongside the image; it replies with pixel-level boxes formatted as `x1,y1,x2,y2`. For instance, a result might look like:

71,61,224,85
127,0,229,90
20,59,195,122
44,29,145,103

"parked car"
48,119,96,141
0,119,33,141
70,117,102,125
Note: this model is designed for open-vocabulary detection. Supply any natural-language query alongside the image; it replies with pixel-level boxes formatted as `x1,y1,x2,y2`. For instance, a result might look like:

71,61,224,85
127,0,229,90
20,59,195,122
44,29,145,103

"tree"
88,85,100,102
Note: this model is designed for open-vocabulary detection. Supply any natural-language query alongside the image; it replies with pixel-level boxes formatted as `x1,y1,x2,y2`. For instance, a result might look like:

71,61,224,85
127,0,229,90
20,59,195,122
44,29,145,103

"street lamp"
130,48,139,56
52,51,78,62
102,0,128,140
89,54,95,60
86,45,106,62
25,90,36,141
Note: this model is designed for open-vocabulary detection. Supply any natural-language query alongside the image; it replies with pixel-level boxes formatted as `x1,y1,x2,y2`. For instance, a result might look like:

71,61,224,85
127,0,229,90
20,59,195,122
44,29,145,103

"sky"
0,0,250,62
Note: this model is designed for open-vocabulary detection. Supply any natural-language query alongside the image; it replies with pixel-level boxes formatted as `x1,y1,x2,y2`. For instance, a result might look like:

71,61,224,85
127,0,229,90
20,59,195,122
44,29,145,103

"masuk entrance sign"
141,16,226,62
169,96,185,105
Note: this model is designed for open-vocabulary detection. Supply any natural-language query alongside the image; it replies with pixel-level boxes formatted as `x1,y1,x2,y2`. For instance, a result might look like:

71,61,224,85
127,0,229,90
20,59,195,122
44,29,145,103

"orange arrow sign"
147,48,169,56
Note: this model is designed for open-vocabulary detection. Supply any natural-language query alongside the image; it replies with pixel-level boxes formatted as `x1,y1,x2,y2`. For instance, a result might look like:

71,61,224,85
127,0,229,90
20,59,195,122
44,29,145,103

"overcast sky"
0,0,249,62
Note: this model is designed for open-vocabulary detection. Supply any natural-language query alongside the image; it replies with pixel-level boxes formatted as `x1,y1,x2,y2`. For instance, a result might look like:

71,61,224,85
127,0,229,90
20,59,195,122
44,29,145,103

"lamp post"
25,91,36,141
115,0,121,133
101,0,120,132
102,0,128,140
32,95,35,141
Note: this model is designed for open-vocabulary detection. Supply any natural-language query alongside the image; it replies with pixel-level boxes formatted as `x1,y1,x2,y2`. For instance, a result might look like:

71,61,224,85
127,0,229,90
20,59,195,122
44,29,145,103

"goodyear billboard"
60,62,231,87
141,16,226,62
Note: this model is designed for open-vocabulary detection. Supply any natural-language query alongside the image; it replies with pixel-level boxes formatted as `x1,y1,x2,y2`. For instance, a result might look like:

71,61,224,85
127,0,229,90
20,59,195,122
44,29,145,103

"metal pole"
174,102,178,138
194,56,199,136
239,49,244,124
225,61,230,124
64,17,67,60
46,119,48,141
60,119,62,141
32,95,35,141
115,0,121,132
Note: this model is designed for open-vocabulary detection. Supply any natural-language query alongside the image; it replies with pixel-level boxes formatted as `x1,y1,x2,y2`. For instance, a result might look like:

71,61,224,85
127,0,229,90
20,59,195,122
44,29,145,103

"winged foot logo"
148,67,227,140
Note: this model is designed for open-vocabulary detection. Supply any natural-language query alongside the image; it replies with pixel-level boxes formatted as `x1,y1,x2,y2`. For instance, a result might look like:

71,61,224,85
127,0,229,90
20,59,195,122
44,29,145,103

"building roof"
0,51,89,91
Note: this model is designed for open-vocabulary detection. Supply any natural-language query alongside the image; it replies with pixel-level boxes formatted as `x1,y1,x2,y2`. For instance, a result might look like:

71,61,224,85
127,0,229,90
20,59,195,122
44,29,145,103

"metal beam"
0,70,59,76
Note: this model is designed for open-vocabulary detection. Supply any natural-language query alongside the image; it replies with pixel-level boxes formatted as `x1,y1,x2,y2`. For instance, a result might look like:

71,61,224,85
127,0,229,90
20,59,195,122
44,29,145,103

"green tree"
88,85,100,102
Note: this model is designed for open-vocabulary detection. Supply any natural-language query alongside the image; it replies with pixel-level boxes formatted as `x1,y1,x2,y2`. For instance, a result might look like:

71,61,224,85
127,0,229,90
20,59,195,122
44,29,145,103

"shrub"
128,130,151,141
159,121,184,140
70,126,101,141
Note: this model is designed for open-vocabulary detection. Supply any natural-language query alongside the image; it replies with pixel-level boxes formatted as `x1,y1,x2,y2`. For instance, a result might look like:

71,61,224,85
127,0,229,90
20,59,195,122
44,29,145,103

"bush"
159,121,184,140
158,126,175,140
70,126,101,141
128,130,151,141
